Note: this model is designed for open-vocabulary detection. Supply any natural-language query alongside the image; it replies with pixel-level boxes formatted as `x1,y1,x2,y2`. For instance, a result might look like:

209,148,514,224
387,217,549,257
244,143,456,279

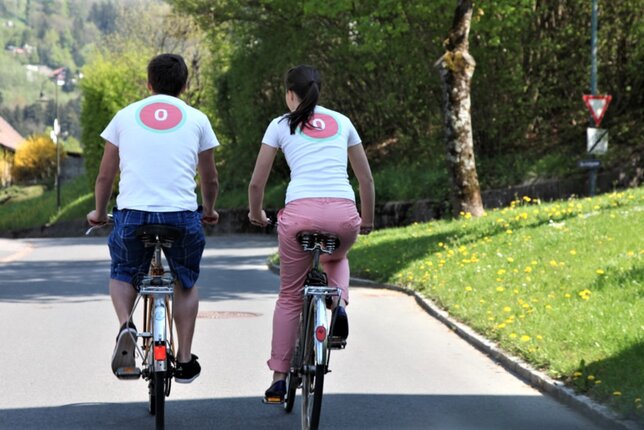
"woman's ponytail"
283,65,322,135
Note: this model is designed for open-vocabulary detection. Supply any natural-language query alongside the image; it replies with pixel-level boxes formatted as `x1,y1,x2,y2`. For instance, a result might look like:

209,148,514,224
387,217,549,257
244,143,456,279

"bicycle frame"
133,238,176,377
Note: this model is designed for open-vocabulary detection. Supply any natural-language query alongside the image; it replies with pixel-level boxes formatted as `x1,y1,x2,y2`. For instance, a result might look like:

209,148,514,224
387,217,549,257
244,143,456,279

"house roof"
0,116,24,152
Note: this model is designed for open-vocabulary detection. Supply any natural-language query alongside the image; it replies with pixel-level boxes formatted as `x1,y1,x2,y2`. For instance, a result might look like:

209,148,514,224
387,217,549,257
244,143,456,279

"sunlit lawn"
350,187,643,421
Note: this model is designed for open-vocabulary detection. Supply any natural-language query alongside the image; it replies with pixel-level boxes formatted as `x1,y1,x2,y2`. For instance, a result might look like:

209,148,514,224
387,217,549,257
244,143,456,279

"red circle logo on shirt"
137,102,185,132
300,113,340,140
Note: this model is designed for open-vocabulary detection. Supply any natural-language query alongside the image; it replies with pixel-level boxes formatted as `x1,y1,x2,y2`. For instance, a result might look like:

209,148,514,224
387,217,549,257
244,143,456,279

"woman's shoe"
331,306,349,340
263,379,287,404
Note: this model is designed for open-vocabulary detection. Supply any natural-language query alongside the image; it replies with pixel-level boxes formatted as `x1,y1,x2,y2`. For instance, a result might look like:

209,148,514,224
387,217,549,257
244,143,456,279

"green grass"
0,175,94,231
350,187,644,422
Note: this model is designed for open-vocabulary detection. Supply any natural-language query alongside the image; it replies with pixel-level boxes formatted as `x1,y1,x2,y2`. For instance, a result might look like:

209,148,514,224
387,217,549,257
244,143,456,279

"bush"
11,133,65,183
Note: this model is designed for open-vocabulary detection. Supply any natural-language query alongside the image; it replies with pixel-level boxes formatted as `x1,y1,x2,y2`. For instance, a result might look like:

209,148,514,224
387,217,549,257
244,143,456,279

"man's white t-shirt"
101,94,219,212
262,105,361,204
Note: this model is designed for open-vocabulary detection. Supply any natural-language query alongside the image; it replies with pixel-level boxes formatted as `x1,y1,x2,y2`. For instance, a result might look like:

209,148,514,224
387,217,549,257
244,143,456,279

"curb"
269,262,642,430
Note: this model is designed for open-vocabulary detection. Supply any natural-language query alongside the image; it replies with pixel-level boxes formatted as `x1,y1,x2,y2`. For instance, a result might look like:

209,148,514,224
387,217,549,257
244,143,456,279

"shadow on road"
0,235,280,303
0,393,601,430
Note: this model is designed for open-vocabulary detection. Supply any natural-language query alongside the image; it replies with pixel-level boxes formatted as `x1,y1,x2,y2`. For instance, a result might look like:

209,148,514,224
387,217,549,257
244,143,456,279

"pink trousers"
267,198,361,373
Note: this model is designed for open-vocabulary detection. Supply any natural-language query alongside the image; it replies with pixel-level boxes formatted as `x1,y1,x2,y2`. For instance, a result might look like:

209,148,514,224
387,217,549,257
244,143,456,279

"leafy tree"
88,1,118,34
11,133,64,183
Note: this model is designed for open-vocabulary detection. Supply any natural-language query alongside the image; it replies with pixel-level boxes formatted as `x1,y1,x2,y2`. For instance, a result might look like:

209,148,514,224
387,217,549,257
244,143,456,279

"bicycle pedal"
328,336,346,349
262,396,285,405
115,366,142,380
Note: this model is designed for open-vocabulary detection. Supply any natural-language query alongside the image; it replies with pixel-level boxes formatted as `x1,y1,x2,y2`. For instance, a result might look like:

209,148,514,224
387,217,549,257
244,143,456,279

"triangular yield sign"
583,95,612,127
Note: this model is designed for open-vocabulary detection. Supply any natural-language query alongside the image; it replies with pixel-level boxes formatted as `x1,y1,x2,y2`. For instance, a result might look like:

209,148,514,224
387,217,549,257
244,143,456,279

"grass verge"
0,175,94,232
350,187,643,422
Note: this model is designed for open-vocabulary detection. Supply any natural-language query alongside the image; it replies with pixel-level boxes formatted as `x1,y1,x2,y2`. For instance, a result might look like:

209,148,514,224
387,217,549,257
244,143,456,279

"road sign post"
582,95,611,197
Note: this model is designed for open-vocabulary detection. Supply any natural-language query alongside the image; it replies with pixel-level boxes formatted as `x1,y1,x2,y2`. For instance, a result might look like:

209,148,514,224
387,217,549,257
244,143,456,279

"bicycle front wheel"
284,369,298,413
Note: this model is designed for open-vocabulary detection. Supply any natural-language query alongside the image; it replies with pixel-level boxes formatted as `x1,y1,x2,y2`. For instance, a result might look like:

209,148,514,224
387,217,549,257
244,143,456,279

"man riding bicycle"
87,53,220,383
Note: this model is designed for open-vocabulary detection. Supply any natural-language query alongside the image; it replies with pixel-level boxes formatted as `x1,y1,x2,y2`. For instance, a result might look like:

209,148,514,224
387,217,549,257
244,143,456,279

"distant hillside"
0,0,125,139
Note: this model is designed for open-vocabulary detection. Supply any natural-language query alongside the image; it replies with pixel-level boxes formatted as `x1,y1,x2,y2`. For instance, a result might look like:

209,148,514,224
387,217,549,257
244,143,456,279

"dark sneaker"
263,380,286,404
174,354,201,383
331,306,349,340
111,321,138,375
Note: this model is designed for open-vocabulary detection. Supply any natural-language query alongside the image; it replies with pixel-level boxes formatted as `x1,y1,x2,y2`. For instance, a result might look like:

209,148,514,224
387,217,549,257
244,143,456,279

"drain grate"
197,311,262,319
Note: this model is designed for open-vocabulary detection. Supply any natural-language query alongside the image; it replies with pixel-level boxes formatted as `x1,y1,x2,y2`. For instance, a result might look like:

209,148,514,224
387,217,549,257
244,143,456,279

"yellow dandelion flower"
578,289,592,300
509,333,517,339
496,286,505,292
536,335,543,340
520,335,531,342
596,269,605,275
573,371,583,377
549,260,558,267
507,257,514,263
595,380,602,385
465,286,473,292
523,196,532,202
564,293,571,299
627,251,635,257
506,229,513,234
497,269,506,275
497,323,506,329
570,249,577,255
503,306,512,312
635,398,641,403
613,391,622,396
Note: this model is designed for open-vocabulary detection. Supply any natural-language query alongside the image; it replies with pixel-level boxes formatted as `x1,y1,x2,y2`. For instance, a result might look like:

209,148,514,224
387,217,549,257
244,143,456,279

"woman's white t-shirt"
101,94,219,212
262,105,361,204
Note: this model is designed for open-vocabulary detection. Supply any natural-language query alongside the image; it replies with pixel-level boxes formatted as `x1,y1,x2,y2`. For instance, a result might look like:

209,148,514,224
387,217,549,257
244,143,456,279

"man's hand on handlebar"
201,208,220,225
87,210,109,226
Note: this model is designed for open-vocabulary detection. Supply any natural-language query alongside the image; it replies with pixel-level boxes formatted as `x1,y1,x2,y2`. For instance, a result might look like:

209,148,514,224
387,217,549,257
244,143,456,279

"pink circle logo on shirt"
137,102,185,132
300,113,339,140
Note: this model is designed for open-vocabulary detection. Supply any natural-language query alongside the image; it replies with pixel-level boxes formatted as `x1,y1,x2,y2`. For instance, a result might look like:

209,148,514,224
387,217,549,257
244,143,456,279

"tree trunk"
435,0,484,217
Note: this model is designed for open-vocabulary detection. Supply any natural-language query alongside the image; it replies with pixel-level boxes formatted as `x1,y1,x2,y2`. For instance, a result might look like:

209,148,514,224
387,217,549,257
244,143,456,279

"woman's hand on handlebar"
249,210,270,227
359,222,373,235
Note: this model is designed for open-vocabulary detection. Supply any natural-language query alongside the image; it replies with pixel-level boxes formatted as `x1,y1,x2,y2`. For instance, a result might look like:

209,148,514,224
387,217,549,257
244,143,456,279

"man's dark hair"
147,53,188,96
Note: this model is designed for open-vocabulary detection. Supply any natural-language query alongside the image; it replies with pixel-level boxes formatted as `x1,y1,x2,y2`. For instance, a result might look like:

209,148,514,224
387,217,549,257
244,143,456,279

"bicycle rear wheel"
300,304,325,430
149,371,166,430
301,363,325,429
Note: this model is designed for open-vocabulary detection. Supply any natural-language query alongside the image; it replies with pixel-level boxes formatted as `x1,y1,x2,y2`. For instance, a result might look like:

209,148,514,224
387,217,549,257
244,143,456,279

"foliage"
350,187,644,421
11,133,64,183
168,0,643,205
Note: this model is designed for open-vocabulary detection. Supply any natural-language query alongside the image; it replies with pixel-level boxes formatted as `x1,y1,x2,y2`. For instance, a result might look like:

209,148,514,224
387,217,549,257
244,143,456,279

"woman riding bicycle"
248,64,375,402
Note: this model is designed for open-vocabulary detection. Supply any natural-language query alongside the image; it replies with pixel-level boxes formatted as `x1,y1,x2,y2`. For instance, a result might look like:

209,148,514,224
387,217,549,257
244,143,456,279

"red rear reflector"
154,345,167,361
315,325,327,342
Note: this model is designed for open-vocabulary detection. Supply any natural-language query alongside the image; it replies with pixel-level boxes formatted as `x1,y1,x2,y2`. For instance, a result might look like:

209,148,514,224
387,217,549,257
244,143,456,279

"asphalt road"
0,235,606,430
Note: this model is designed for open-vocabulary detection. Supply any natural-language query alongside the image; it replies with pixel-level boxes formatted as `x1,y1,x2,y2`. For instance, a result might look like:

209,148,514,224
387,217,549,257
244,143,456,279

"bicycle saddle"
297,231,340,254
135,224,183,244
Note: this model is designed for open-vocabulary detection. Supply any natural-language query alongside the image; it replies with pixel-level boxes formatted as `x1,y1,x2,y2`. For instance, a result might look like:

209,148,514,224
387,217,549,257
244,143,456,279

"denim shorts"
108,208,206,288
